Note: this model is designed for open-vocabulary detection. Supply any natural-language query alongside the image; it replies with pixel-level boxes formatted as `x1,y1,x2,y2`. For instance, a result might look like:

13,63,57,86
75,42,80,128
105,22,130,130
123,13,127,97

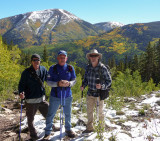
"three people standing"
18,49,111,140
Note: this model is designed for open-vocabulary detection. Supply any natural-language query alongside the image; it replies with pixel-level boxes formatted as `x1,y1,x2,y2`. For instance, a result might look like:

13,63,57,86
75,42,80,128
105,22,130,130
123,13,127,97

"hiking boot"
43,134,51,141
82,129,94,134
52,124,60,131
65,130,76,138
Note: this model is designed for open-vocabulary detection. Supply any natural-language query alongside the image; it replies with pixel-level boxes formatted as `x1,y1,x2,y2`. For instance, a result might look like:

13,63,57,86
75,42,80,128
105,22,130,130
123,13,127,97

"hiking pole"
81,90,83,114
60,87,66,140
62,88,66,138
80,90,83,130
96,78,100,122
96,98,99,121
60,87,63,141
19,99,23,141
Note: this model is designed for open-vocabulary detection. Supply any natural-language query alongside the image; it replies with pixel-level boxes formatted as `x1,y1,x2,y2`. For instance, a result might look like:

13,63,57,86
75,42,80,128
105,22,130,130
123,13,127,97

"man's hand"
96,84,101,89
19,92,25,99
58,80,70,87
80,86,84,91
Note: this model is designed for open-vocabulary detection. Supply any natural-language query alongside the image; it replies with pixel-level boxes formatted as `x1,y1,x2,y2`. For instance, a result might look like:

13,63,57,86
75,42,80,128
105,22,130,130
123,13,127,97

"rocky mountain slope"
0,9,101,48
75,21,160,58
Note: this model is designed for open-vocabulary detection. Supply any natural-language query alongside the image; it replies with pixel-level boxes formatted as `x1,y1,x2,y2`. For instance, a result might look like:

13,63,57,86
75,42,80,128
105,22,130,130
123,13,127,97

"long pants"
86,95,104,130
25,101,49,138
45,96,72,135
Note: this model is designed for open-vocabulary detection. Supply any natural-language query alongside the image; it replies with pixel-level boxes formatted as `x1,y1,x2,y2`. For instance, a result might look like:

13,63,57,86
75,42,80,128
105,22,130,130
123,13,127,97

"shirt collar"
90,62,101,70
57,63,67,69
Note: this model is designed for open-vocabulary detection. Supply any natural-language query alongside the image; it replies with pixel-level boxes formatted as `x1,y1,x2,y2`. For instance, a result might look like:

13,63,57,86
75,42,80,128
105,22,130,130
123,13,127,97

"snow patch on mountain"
27,9,79,24
94,21,124,32
108,21,124,27
59,9,80,20
28,9,54,23
27,9,80,35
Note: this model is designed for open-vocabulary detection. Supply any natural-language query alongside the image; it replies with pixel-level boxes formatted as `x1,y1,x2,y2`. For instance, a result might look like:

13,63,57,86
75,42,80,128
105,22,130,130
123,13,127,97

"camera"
96,78,100,84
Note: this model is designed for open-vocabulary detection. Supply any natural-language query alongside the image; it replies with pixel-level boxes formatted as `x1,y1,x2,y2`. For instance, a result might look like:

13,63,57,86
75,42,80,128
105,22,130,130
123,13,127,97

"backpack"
99,63,111,100
105,64,111,76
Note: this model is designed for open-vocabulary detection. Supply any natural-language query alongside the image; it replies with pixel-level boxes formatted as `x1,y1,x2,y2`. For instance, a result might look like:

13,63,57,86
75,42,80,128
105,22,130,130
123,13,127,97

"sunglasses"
89,54,99,57
32,59,40,62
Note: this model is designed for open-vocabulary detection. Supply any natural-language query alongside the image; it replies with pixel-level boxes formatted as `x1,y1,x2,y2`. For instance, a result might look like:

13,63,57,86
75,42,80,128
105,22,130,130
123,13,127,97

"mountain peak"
94,21,124,32
27,9,80,23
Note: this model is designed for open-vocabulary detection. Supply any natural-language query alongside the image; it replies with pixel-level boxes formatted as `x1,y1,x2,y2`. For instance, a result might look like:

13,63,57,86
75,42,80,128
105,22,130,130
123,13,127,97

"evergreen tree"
108,58,112,68
124,55,128,70
110,56,116,69
7,40,14,50
154,39,160,84
21,52,31,67
42,46,48,62
117,60,124,72
142,42,155,82
131,54,139,72
139,53,146,81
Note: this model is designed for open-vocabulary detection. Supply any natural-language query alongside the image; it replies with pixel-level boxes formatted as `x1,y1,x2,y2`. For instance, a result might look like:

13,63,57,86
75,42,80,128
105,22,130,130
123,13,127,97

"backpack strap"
99,63,111,88
53,64,58,74
67,64,73,72
26,67,45,89
53,64,73,73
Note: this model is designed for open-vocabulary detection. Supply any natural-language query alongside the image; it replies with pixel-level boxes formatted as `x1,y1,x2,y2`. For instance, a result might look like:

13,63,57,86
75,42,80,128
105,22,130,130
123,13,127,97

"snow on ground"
20,91,160,140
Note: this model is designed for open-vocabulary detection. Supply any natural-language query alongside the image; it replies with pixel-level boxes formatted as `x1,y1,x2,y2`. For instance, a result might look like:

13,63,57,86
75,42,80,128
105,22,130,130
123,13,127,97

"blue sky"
0,0,160,25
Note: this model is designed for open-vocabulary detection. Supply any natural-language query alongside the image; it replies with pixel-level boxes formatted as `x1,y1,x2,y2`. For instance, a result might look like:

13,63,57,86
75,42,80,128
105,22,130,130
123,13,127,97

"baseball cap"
58,50,67,56
31,53,41,61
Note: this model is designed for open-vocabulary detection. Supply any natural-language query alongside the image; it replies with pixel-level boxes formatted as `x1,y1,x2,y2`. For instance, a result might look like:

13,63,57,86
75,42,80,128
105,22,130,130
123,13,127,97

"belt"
89,89,98,93
88,89,100,97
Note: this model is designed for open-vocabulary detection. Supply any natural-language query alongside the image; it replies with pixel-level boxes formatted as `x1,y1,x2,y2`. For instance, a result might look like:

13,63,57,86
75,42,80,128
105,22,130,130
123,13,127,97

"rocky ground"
0,96,30,141
0,91,160,141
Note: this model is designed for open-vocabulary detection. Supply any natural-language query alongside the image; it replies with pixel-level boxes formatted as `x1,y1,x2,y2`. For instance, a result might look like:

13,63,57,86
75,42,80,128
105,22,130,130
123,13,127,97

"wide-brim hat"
86,49,102,60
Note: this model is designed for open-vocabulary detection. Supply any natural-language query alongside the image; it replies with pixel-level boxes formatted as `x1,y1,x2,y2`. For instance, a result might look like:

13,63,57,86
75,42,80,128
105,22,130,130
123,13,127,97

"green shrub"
138,109,145,116
106,94,124,110
111,69,157,97
94,120,105,141
109,133,117,141
108,69,158,110
0,37,22,102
